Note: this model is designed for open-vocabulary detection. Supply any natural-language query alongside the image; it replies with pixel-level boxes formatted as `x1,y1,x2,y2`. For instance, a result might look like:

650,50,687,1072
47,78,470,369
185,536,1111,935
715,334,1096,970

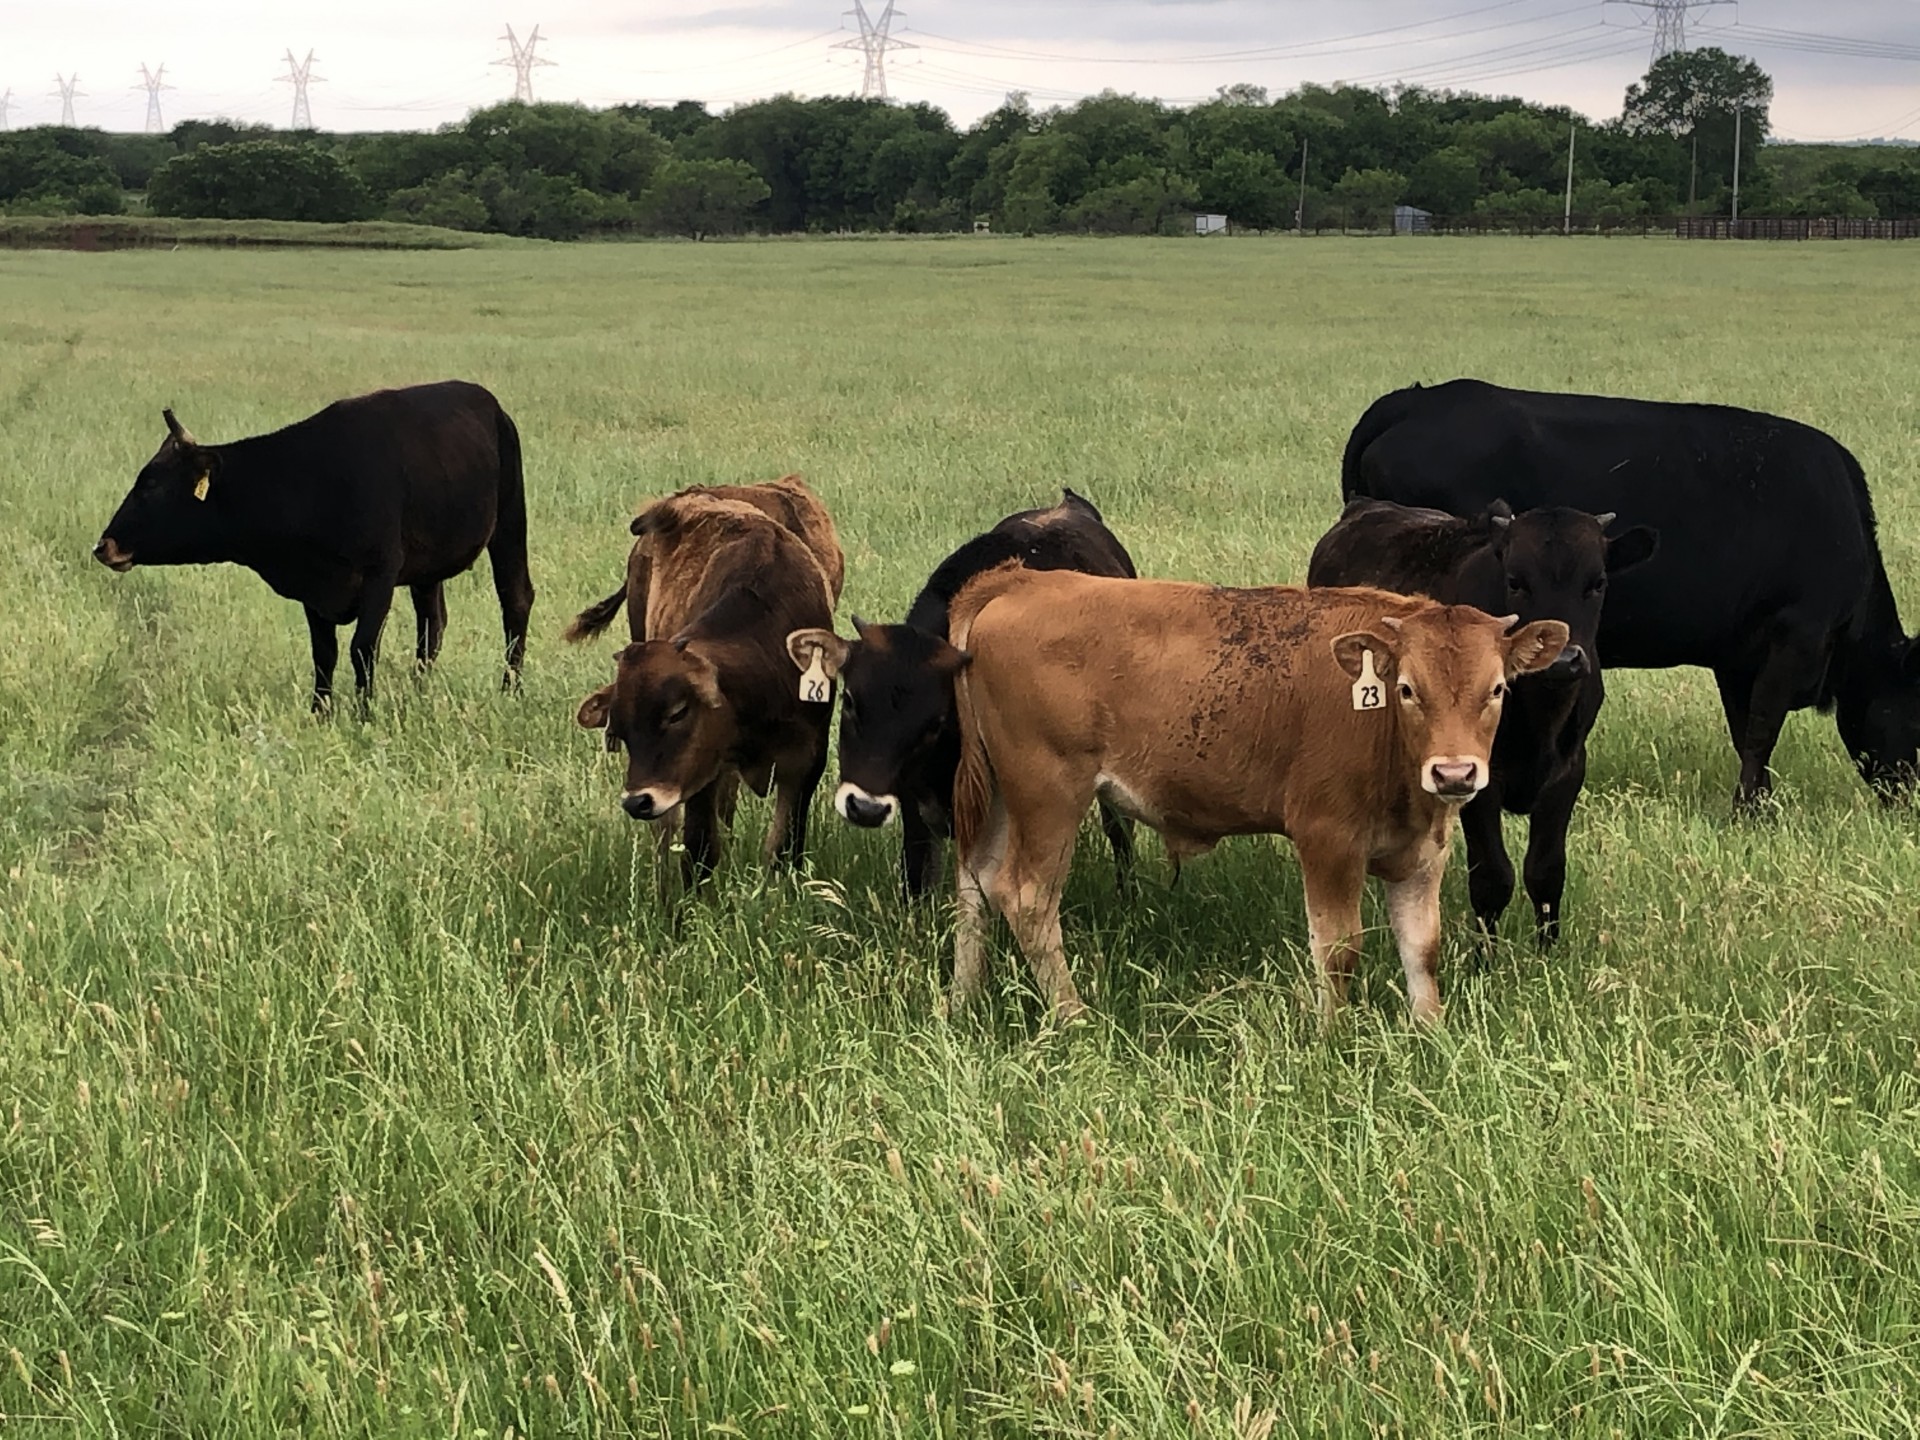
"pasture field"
2,235,1919,1438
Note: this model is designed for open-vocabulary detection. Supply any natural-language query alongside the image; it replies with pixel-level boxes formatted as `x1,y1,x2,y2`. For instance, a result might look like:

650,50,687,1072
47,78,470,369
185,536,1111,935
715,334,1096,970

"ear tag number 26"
1351,650,1385,712
798,648,831,704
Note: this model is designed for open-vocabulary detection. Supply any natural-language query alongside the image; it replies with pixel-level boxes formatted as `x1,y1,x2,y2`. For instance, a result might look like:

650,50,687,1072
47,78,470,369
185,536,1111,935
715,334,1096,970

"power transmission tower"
1607,0,1735,61
0,90,12,131
495,24,554,103
53,73,83,127
834,2,913,100
135,63,172,133
278,49,322,129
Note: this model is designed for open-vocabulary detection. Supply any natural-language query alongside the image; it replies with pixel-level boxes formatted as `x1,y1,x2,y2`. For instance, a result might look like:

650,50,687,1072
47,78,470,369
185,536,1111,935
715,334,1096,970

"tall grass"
1,236,1918,1436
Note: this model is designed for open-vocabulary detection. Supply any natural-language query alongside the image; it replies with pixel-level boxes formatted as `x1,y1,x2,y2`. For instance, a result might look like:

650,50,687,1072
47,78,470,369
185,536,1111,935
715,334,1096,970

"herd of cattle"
92,376,1920,1022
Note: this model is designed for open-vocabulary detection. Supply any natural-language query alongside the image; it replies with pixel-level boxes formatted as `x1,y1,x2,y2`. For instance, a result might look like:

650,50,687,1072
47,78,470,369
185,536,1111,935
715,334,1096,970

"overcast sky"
8,1,1918,142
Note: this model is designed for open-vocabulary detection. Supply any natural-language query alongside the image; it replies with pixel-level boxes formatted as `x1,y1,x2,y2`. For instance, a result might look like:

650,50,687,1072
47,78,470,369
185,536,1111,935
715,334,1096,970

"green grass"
2,236,1919,1437
0,215,532,252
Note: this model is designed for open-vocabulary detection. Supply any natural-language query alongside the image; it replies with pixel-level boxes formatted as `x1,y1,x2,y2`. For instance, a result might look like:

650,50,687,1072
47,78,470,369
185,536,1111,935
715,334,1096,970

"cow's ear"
786,627,851,678
1605,525,1659,576
576,685,613,731
1331,630,1399,682
1503,620,1571,677
930,640,972,675
682,648,725,708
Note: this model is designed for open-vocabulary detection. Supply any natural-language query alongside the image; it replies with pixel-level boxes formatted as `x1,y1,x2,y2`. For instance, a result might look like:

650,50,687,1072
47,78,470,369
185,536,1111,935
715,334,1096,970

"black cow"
1344,378,1920,806
95,380,534,710
785,489,1138,898
1309,498,1657,943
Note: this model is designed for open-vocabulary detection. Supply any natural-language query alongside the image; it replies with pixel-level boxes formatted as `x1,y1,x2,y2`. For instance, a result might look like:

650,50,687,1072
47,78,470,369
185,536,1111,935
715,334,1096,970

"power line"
277,49,322,129
834,2,913,99
135,63,173,133
1604,0,1735,61
495,24,555,103
52,73,82,127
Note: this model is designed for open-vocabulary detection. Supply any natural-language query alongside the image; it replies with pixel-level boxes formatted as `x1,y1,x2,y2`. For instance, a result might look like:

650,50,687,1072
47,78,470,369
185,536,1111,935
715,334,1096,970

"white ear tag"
193,473,210,501
1351,650,1385,712
798,648,831,704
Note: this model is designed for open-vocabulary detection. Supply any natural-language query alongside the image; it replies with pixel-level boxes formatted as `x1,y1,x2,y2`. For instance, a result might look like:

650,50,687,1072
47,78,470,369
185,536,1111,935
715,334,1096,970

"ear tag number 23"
1351,650,1385,712
798,648,831,704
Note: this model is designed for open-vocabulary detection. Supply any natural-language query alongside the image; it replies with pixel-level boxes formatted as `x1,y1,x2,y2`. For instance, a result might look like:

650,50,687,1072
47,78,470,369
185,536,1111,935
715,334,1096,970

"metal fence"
1672,216,1920,241
1291,212,1917,239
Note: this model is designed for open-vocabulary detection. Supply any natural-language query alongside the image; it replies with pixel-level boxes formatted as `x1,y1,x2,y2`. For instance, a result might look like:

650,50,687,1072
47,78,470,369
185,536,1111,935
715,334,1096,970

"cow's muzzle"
836,782,896,829
94,537,135,572
1424,758,1485,801
1539,643,1590,682
622,787,680,822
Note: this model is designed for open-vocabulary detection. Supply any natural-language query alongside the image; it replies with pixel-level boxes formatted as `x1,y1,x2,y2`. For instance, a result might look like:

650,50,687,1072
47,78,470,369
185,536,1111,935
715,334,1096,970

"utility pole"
1607,0,1736,62
1295,137,1309,234
1731,104,1742,221
495,24,554,104
278,49,322,129
834,2,913,100
135,63,172,134
0,90,12,131
1563,123,1576,234
53,73,82,127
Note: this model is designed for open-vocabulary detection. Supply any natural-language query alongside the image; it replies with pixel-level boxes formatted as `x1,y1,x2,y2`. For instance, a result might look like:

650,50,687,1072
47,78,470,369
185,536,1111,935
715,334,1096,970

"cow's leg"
1384,855,1448,1025
1459,789,1514,945
305,606,339,714
347,578,397,713
487,534,535,691
951,792,1006,1012
1726,630,1826,809
1297,840,1365,1023
409,581,447,672
989,756,1097,1021
680,783,723,888
1714,668,1757,799
1096,799,1135,892
764,743,829,870
1521,752,1585,947
902,805,941,900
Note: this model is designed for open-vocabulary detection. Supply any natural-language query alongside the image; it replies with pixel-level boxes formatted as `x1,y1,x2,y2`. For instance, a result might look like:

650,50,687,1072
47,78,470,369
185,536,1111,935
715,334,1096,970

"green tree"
1330,166,1405,228
382,170,491,231
1623,48,1771,211
146,141,373,222
642,157,771,239
1198,149,1290,228
1406,145,1480,214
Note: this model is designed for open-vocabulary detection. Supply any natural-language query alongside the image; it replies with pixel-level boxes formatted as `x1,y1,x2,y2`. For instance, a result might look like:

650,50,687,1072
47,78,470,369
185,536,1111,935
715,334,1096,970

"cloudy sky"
8,0,1919,141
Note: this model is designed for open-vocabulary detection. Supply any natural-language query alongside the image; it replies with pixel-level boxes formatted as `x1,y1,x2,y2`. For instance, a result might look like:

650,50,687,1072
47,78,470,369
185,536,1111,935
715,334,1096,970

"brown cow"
566,474,843,644
571,488,837,884
949,566,1568,1023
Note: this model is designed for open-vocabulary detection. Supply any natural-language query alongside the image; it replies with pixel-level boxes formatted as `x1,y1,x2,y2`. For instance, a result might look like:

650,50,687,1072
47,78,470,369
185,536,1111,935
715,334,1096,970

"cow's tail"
1340,384,1423,501
949,566,1025,861
564,584,627,644
489,403,536,677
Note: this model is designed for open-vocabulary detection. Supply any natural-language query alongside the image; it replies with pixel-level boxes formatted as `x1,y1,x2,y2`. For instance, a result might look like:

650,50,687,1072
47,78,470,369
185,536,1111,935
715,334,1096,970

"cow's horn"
1489,513,1512,529
1594,511,1617,529
162,408,197,447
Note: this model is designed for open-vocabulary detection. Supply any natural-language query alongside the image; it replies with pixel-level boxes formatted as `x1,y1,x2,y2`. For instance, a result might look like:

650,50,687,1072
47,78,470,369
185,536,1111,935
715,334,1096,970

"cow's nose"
622,791,658,821
843,792,895,828
1541,644,1590,681
91,539,108,561
1429,760,1481,797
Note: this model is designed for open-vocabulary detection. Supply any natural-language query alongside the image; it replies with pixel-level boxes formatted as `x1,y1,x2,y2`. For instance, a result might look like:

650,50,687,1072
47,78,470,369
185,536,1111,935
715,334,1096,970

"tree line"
3,49,1917,239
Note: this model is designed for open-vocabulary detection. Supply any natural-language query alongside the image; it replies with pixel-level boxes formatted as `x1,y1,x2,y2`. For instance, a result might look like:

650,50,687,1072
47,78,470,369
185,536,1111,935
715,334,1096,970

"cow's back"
1343,379,1880,670
683,476,844,604
641,495,833,643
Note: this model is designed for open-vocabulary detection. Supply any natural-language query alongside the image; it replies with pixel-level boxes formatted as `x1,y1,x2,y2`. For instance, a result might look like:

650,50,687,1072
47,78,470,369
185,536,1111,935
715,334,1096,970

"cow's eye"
1584,578,1607,597
1398,681,1416,703
664,703,690,727
1507,577,1530,594
1491,681,1507,701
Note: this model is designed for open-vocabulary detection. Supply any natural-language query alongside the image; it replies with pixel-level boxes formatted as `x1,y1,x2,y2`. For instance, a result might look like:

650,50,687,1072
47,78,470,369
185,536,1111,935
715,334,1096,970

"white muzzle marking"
835,781,898,826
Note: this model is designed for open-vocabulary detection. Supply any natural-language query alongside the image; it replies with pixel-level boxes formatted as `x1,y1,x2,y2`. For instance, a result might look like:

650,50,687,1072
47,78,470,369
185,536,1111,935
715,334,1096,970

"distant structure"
135,63,172,134
1393,204,1434,236
278,49,322,129
495,24,554,104
835,1,912,100
1608,0,1735,61
1194,213,1228,236
0,90,12,131
53,73,82,128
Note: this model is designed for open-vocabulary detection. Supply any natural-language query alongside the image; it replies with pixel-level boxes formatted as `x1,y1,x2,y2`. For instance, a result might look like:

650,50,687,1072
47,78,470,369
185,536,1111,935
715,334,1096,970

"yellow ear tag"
193,472,210,502
1351,650,1385,712
798,648,831,704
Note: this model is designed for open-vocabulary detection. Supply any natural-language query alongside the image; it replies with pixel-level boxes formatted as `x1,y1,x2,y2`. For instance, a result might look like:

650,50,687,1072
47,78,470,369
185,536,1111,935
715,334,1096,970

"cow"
1343,378,1920,807
947,564,1568,1024
1308,498,1658,944
569,486,838,885
782,489,1137,898
93,381,534,711
565,475,844,646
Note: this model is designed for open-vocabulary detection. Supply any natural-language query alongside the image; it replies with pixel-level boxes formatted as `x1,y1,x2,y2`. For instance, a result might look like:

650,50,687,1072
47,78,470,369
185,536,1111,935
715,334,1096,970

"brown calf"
572,490,837,884
949,566,1567,1023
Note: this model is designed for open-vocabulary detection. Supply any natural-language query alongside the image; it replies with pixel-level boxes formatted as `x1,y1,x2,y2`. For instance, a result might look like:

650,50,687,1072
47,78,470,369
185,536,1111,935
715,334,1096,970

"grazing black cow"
1343,378,1920,805
94,380,533,710
1309,498,1658,943
784,489,1138,898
